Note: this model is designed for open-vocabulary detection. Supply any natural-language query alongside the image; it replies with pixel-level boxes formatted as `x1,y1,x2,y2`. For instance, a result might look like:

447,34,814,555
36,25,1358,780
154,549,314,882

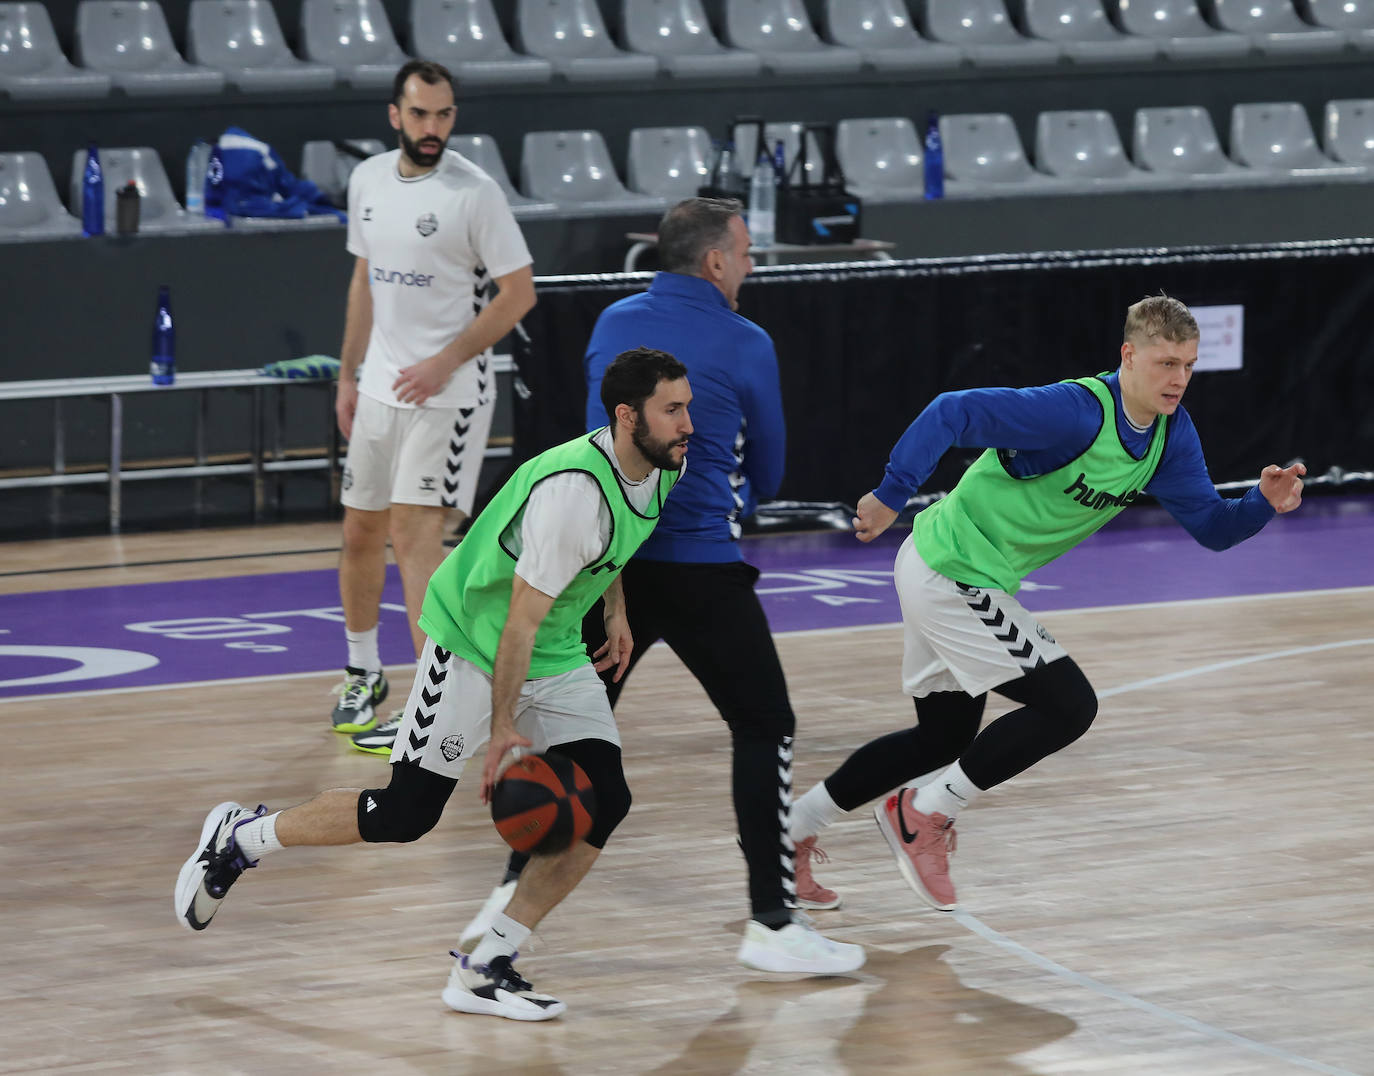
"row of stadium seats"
5,100,1372,241
4,0,1374,100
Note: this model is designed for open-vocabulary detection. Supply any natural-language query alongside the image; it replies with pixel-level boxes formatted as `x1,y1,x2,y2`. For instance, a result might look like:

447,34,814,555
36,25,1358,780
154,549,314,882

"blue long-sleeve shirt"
584,272,786,563
874,373,1274,551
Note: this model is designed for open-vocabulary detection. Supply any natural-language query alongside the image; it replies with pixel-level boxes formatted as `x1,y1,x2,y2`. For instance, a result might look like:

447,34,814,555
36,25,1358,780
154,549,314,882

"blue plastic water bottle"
204,142,227,223
81,141,104,237
923,111,944,200
151,285,175,385
772,138,786,182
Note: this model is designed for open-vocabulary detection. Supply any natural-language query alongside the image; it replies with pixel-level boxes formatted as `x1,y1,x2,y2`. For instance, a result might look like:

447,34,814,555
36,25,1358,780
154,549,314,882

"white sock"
470,912,530,965
912,762,982,822
790,781,847,842
232,811,282,861
345,626,380,673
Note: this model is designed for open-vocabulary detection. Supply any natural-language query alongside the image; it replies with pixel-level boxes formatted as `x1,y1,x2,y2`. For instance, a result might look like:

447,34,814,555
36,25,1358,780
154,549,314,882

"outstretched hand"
853,491,899,543
1259,462,1306,514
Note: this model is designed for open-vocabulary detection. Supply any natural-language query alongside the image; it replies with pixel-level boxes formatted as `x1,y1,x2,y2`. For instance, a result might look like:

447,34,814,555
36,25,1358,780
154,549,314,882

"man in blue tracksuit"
460,197,863,976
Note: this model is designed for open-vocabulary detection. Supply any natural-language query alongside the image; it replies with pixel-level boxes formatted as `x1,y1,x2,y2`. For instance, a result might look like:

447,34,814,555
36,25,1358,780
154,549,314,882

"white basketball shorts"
895,539,1068,699
340,393,494,514
390,637,621,781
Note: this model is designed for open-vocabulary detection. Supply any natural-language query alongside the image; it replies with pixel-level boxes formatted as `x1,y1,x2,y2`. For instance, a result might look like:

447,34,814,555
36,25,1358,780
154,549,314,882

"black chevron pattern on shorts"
956,582,1047,673
402,647,451,763
441,409,473,507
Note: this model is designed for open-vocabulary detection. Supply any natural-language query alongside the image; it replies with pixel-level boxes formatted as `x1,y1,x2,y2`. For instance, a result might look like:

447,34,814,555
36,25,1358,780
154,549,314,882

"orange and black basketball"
490,751,596,856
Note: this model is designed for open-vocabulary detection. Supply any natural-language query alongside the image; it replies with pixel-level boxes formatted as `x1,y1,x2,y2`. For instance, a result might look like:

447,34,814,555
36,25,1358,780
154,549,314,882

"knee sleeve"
356,761,456,843
555,739,631,849
998,656,1099,751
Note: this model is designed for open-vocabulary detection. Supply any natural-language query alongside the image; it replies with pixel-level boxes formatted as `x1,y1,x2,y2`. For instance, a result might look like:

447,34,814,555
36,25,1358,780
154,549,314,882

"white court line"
3,584,1374,705
948,635,1374,1076
951,911,1360,1076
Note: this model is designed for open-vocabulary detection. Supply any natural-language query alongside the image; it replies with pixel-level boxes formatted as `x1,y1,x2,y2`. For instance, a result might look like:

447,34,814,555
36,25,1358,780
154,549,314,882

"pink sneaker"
794,836,842,910
873,789,957,910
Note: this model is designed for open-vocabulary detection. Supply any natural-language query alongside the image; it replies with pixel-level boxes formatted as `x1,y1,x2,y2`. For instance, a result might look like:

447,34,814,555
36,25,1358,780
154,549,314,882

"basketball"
490,751,596,856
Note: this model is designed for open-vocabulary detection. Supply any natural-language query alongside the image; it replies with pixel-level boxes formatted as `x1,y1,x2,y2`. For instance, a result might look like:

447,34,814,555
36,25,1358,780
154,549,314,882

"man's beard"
632,413,686,472
400,129,443,169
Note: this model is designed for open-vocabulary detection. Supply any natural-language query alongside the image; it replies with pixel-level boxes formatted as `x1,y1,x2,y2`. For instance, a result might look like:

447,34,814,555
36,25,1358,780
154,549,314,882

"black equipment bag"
777,123,861,245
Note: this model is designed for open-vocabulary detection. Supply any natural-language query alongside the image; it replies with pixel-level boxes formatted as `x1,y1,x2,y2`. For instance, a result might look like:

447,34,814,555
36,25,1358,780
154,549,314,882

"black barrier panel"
519,242,1374,506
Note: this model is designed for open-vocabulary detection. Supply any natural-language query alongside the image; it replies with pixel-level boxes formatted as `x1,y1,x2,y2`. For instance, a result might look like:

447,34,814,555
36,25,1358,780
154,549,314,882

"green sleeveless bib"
913,376,1168,594
418,430,679,676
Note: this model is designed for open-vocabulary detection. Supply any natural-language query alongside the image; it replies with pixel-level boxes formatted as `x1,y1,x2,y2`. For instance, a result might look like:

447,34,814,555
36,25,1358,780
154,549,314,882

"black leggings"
824,654,1098,811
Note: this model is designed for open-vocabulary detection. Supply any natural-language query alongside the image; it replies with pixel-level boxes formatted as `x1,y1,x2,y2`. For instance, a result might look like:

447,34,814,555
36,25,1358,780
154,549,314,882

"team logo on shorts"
440,734,464,761
1035,621,1056,645
416,213,438,237
341,466,354,491
419,475,436,493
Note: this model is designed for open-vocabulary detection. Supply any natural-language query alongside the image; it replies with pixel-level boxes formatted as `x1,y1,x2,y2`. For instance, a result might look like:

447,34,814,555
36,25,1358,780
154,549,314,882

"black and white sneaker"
441,951,566,1021
350,710,402,756
330,667,388,734
175,801,266,931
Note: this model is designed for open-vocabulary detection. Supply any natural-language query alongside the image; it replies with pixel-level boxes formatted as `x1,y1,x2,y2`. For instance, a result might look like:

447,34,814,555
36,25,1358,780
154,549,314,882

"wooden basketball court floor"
2,521,1372,1075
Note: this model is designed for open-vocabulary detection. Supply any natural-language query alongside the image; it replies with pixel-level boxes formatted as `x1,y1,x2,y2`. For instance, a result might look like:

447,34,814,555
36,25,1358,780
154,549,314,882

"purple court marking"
2,495,1372,699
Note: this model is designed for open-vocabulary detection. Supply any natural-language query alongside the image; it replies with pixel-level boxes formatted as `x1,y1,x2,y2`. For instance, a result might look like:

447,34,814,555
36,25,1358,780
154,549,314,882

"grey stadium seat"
514,0,658,81
918,0,1061,66
1204,0,1347,54
1016,0,1159,61
1034,110,1170,189
0,152,82,240
722,0,865,75
1295,0,1374,48
821,0,965,71
299,138,386,207
1322,99,1374,168
1132,106,1260,185
69,146,224,233
620,0,762,78
520,130,664,215
0,3,111,99
1109,0,1253,58
409,0,553,85
300,0,408,89
939,112,1064,193
446,133,560,218
835,117,931,202
188,0,336,93
75,1,226,97
1229,101,1365,179
626,126,713,200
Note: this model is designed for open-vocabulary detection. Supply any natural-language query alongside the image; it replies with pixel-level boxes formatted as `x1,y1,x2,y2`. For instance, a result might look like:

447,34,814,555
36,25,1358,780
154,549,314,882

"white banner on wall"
1192,304,1244,371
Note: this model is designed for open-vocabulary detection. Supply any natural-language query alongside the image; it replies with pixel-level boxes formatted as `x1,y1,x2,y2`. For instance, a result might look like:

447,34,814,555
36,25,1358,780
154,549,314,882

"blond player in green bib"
788,295,1306,912
176,348,691,1021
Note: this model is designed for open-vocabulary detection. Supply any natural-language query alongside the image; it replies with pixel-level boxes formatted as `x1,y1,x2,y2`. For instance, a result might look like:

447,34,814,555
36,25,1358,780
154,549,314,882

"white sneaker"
440,951,566,1021
174,801,266,931
458,880,517,950
736,919,866,974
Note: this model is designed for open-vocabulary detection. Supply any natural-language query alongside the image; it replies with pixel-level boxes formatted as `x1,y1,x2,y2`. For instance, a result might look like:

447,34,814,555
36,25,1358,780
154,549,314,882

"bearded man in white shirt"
329,60,536,740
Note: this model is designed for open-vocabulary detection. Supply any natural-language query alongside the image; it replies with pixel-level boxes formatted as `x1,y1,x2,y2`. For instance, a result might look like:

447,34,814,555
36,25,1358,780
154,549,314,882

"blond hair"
1123,294,1199,345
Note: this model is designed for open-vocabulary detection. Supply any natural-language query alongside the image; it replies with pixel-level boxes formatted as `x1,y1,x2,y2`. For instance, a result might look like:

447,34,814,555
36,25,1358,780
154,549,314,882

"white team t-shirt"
511,428,673,599
346,148,532,409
